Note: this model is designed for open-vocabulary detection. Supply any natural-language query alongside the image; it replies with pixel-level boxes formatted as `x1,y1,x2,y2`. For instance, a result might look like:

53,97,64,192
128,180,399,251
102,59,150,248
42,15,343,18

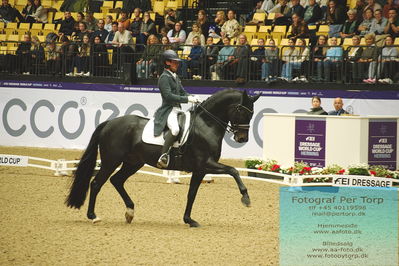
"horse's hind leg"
110,162,144,224
87,163,119,223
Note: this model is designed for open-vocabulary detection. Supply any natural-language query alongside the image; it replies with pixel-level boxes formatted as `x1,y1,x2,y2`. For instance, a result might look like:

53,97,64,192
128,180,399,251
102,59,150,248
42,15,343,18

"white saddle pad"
142,112,191,147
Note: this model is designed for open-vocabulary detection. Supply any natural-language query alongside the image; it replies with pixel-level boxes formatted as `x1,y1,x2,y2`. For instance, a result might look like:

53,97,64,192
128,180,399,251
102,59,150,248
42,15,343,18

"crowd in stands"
0,0,398,84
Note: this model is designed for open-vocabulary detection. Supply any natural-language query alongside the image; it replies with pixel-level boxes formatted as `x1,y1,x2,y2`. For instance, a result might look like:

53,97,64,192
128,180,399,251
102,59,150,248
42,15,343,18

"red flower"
338,169,345,174
258,167,262,170
369,170,377,176
271,164,280,172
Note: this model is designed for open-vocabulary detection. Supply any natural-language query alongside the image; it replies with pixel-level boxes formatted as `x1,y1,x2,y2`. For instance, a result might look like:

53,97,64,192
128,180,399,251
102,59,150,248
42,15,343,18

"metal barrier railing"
0,41,398,84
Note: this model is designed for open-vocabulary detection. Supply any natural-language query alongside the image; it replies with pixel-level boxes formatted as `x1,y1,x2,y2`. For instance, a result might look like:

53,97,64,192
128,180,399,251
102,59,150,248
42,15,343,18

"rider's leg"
157,109,180,168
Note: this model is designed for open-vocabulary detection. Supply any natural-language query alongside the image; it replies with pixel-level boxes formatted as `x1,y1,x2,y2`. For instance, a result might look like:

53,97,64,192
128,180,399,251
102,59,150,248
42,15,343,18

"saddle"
142,112,191,148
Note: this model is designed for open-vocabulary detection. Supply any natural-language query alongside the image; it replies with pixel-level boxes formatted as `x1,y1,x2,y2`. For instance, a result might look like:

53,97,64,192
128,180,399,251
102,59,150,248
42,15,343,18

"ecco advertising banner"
1,82,399,158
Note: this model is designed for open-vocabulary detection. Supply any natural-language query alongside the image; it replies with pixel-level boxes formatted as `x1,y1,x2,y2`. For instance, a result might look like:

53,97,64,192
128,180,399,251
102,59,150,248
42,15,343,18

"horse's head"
228,91,260,143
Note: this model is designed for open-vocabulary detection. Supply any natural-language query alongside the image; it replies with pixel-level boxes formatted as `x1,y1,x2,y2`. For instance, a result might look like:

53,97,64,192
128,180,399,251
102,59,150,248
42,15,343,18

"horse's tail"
65,121,109,209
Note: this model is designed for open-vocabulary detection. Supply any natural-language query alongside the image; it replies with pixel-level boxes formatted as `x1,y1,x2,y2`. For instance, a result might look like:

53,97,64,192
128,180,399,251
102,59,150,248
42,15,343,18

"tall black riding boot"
157,131,178,169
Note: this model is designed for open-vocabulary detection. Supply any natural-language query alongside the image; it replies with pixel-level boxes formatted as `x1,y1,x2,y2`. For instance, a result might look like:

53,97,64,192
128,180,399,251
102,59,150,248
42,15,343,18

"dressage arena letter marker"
280,187,398,266
0,154,28,166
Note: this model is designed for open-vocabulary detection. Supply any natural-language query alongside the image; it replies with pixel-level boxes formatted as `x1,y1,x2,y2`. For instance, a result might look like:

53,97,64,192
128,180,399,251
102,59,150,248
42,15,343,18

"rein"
196,103,253,133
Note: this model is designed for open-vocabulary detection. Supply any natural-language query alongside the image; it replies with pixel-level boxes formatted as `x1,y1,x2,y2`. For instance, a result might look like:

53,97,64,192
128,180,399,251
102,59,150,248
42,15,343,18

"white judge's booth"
263,114,399,170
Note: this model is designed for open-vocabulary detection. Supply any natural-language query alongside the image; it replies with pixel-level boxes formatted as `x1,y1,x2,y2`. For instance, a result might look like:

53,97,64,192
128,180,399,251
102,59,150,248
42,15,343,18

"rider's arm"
159,75,189,104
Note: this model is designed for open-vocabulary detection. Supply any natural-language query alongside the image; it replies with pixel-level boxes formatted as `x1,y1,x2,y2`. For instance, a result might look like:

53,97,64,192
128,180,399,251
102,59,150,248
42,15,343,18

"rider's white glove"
188,95,201,103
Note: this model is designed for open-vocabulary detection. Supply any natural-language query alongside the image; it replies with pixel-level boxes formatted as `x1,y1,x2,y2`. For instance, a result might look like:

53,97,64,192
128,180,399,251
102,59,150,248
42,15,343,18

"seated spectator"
58,11,76,36
45,41,61,75
138,11,156,46
358,8,374,36
291,0,305,18
250,38,265,80
25,0,47,23
383,0,399,19
340,9,361,39
325,0,347,37
136,34,161,78
129,8,142,38
261,0,275,13
213,10,226,38
112,22,134,64
210,36,235,80
165,8,182,31
383,8,399,38
280,38,309,82
30,35,44,73
357,33,379,83
22,0,36,21
104,15,113,32
313,35,328,80
91,19,109,43
0,0,24,22
167,22,186,45
377,35,398,84
183,23,205,54
197,10,211,39
307,96,328,115
16,34,32,74
74,34,91,76
230,34,250,83
76,12,85,23
262,39,279,81
60,36,76,76
180,36,204,79
85,11,98,32
303,0,323,25
328,97,349,115
320,37,343,82
161,36,172,51
370,9,388,41
105,22,118,44
92,36,109,76
221,10,241,40
246,1,265,23
345,35,364,82
363,0,382,13
118,10,130,30
71,22,91,41
287,13,310,39
204,36,219,78
269,0,292,25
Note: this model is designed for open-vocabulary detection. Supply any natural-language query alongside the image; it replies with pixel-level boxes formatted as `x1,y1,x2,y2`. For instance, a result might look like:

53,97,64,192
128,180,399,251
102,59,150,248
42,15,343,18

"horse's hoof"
92,217,102,223
125,208,134,224
189,221,201,228
241,195,251,207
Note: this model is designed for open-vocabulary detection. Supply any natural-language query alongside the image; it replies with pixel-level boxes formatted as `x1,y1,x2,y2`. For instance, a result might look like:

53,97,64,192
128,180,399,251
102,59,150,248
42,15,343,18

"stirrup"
157,153,170,169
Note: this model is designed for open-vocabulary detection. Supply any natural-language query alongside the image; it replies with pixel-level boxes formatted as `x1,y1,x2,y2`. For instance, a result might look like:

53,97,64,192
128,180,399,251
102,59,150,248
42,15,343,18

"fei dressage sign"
0,154,28,166
333,175,393,188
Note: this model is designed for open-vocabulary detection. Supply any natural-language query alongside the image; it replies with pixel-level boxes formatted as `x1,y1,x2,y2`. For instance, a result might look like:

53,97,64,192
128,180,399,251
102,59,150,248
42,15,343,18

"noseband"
197,103,253,134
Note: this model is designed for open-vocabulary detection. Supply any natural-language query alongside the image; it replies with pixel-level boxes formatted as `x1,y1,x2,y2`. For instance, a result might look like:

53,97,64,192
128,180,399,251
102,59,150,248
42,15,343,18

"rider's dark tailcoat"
153,69,189,136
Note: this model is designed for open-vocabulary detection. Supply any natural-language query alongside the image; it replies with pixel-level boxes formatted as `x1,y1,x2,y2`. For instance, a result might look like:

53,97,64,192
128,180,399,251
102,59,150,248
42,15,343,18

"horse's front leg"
204,160,250,207
183,171,205,227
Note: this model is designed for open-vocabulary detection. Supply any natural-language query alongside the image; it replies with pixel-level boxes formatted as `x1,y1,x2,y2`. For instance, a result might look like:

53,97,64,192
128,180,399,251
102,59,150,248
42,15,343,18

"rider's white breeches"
167,107,182,136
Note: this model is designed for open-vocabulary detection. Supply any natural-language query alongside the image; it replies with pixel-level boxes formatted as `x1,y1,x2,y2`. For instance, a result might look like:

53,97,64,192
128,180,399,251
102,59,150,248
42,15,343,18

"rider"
154,49,200,168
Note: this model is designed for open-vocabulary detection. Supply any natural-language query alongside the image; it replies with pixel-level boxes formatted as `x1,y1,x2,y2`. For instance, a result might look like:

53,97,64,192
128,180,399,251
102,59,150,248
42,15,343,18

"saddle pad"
142,112,191,147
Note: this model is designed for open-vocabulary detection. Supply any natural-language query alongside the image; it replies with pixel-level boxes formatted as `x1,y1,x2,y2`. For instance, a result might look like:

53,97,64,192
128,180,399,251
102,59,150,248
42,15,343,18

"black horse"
66,89,260,227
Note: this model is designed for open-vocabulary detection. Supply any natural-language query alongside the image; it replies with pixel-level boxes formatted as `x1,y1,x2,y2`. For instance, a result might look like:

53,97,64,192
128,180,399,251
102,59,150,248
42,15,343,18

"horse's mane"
192,89,243,113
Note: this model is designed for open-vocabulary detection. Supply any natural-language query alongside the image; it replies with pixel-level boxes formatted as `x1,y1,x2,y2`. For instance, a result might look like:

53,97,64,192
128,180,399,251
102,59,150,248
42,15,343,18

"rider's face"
167,60,179,72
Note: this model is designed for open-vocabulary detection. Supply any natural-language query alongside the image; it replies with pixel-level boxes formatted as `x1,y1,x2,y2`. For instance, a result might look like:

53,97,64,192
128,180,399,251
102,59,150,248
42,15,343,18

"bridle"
197,103,253,134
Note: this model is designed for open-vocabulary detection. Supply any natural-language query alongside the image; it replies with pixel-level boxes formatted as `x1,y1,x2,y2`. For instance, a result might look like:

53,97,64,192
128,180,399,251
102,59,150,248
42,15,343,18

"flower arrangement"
243,159,399,182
